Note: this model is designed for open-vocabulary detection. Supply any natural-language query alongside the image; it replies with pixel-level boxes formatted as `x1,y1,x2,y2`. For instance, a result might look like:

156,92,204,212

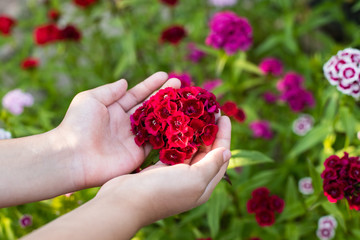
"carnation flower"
131,87,220,165
21,57,39,70
316,216,337,240
187,43,206,63
208,0,238,7
0,128,11,139
19,215,32,228
2,89,34,115
247,187,284,227
323,48,360,99
0,15,16,35
33,24,60,45
221,101,237,116
160,25,187,45
59,25,82,41
168,72,192,88
298,177,314,195
48,9,60,21
316,227,335,240
259,57,283,76
249,120,273,139
276,72,304,92
160,0,178,6
206,11,252,55
73,0,97,8
292,114,314,136
321,152,360,209
202,79,222,91
262,92,278,104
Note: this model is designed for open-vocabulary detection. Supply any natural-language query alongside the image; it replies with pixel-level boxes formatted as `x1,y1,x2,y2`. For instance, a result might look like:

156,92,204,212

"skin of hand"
54,72,181,190
23,116,231,240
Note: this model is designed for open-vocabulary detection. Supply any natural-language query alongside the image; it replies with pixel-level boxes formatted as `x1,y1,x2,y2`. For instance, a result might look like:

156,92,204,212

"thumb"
88,79,128,106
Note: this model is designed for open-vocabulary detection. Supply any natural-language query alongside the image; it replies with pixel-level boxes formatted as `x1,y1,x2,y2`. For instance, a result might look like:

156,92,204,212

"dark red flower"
251,187,270,198
0,15,16,35
73,0,97,8
247,197,260,213
269,195,285,213
201,124,218,146
324,155,340,169
160,148,187,165
59,25,81,41
324,182,344,203
33,24,60,45
233,108,246,123
160,0,178,6
48,9,60,21
182,99,204,118
149,134,165,149
349,164,360,180
221,101,237,116
160,25,186,45
167,112,190,134
21,58,39,70
255,210,275,227
320,168,338,180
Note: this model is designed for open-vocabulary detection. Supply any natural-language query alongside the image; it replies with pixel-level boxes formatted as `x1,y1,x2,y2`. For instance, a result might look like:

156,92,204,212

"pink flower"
318,216,337,229
262,91,278,104
187,43,206,63
259,57,283,76
249,120,273,139
2,89,34,115
292,114,314,136
206,11,252,55
298,177,314,195
168,72,192,88
19,215,32,228
323,48,360,99
202,79,222,91
208,0,237,7
276,72,304,92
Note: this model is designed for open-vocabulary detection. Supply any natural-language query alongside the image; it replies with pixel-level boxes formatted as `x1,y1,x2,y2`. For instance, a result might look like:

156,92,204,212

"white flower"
208,0,237,7
2,89,34,115
292,114,314,136
318,215,337,230
316,227,335,240
298,177,314,195
0,128,11,140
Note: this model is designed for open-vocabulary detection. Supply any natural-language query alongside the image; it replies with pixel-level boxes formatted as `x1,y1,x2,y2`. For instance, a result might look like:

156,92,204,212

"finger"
87,79,128,106
127,77,181,115
211,116,231,150
192,147,230,184
118,72,169,112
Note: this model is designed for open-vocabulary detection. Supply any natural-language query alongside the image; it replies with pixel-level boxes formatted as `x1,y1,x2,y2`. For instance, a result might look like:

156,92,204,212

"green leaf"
285,176,298,206
228,149,274,169
288,124,332,158
307,158,322,195
321,201,347,232
285,223,300,240
233,58,263,76
207,185,229,238
323,91,338,121
340,107,356,142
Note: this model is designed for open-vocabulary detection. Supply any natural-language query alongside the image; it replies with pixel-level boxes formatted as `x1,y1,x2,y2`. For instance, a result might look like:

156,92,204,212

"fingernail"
223,149,231,162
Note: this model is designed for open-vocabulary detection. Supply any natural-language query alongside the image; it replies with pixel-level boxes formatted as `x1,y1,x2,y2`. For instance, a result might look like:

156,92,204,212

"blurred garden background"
2,0,360,239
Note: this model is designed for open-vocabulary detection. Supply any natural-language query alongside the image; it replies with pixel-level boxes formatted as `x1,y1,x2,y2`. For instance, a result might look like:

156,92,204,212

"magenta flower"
276,72,304,92
323,48,360,99
168,72,192,88
206,11,252,55
2,89,34,115
208,0,237,7
249,120,273,139
202,79,222,91
262,91,278,104
187,43,206,63
259,57,283,76
19,215,32,228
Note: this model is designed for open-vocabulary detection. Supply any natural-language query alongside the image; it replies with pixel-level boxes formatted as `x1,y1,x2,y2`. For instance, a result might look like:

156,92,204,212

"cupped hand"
56,72,181,189
96,116,232,226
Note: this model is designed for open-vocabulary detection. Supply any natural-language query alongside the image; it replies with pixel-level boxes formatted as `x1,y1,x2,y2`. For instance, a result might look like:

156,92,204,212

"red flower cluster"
160,25,187,45
21,57,39,70
247,187,284,227
160,0,178,6
73,0,97,8
221,101,246,123
131,87,220,165
0,15,16,35
34,24,81,45
321,152,360,210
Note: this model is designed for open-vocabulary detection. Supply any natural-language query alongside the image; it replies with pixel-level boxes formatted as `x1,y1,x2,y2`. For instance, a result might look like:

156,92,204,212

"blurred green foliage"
1,0,360,239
